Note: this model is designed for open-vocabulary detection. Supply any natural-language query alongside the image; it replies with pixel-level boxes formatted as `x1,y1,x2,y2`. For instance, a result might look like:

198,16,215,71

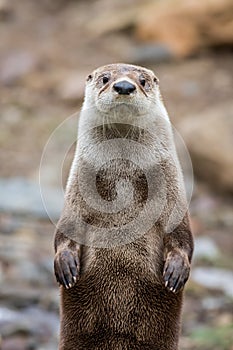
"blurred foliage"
190,324,233,350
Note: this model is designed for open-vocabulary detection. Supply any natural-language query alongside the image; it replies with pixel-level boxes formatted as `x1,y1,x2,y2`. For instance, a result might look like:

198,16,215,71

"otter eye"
87,74,93,82
154,76,159,84
102,76,110,84
139,76,146,87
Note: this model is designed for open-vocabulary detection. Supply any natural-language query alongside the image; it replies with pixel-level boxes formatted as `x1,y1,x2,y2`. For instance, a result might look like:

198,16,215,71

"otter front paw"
54,249,80,289
163,250,190,293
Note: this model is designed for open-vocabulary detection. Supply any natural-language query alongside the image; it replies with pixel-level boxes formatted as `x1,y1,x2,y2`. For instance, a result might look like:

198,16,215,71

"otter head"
83,63,163,119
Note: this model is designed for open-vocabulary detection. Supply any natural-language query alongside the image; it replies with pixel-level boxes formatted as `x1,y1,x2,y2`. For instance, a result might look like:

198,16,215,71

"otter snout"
113,80,136,95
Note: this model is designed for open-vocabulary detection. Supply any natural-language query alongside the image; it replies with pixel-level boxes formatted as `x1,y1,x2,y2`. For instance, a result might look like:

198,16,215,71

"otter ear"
154,76,159,85
86,74,93,83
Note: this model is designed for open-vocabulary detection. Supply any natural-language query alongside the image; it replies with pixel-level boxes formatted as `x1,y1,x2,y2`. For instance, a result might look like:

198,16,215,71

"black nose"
113,80,136,95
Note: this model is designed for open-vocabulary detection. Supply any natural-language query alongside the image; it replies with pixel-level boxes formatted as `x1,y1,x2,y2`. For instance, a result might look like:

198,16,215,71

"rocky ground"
0,1,233,349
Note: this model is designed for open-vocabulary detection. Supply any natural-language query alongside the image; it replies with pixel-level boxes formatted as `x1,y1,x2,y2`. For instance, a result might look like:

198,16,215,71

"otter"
54,63,194,350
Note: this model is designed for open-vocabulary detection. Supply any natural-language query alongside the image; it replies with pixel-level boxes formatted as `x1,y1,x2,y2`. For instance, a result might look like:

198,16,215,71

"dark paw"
163,250,190,293
54,249,79,289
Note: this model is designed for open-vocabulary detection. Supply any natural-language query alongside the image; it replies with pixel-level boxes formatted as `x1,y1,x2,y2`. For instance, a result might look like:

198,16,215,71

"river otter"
54,63,194,350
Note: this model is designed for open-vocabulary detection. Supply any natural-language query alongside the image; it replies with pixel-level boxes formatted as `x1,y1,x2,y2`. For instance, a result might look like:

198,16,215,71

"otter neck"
90,123,148,143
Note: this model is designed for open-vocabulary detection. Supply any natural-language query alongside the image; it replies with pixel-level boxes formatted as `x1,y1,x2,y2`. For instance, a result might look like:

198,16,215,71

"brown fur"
54,64,194,350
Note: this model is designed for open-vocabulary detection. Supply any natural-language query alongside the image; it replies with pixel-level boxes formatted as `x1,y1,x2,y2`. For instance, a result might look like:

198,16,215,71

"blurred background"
0,0,232,349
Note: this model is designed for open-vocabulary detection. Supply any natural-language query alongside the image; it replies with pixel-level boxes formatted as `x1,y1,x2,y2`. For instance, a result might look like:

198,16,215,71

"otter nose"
113,80,136,95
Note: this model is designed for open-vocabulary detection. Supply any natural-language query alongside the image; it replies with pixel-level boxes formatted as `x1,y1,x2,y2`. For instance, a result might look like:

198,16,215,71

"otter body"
54,63,194,350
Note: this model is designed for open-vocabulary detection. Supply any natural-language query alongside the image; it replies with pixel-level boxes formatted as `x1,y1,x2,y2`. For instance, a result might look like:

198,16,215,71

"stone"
130,44,173,65
192,267,233,297
86,8,138,37
178,102,233,193
0,51,38,86
0,0,13,21
0,284,59,309
194,236,220,261
57,71,87,103
0,177,63,220
135,0,233,58
0,306,59,349
202,296,226,310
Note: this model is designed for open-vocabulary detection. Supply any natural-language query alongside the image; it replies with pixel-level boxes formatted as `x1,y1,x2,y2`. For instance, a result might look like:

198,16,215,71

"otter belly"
60,255,181,350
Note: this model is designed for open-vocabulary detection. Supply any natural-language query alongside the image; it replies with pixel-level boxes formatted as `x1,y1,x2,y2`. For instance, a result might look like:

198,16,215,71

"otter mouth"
110,101,137,111
106,101,147,118
114,100,135,105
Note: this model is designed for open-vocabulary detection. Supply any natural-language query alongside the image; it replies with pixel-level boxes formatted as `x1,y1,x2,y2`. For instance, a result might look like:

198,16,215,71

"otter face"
83,63,161,117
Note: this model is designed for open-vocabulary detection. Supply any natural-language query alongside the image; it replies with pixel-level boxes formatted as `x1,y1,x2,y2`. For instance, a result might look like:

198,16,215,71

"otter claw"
163,251,190,293
54,249,80,289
